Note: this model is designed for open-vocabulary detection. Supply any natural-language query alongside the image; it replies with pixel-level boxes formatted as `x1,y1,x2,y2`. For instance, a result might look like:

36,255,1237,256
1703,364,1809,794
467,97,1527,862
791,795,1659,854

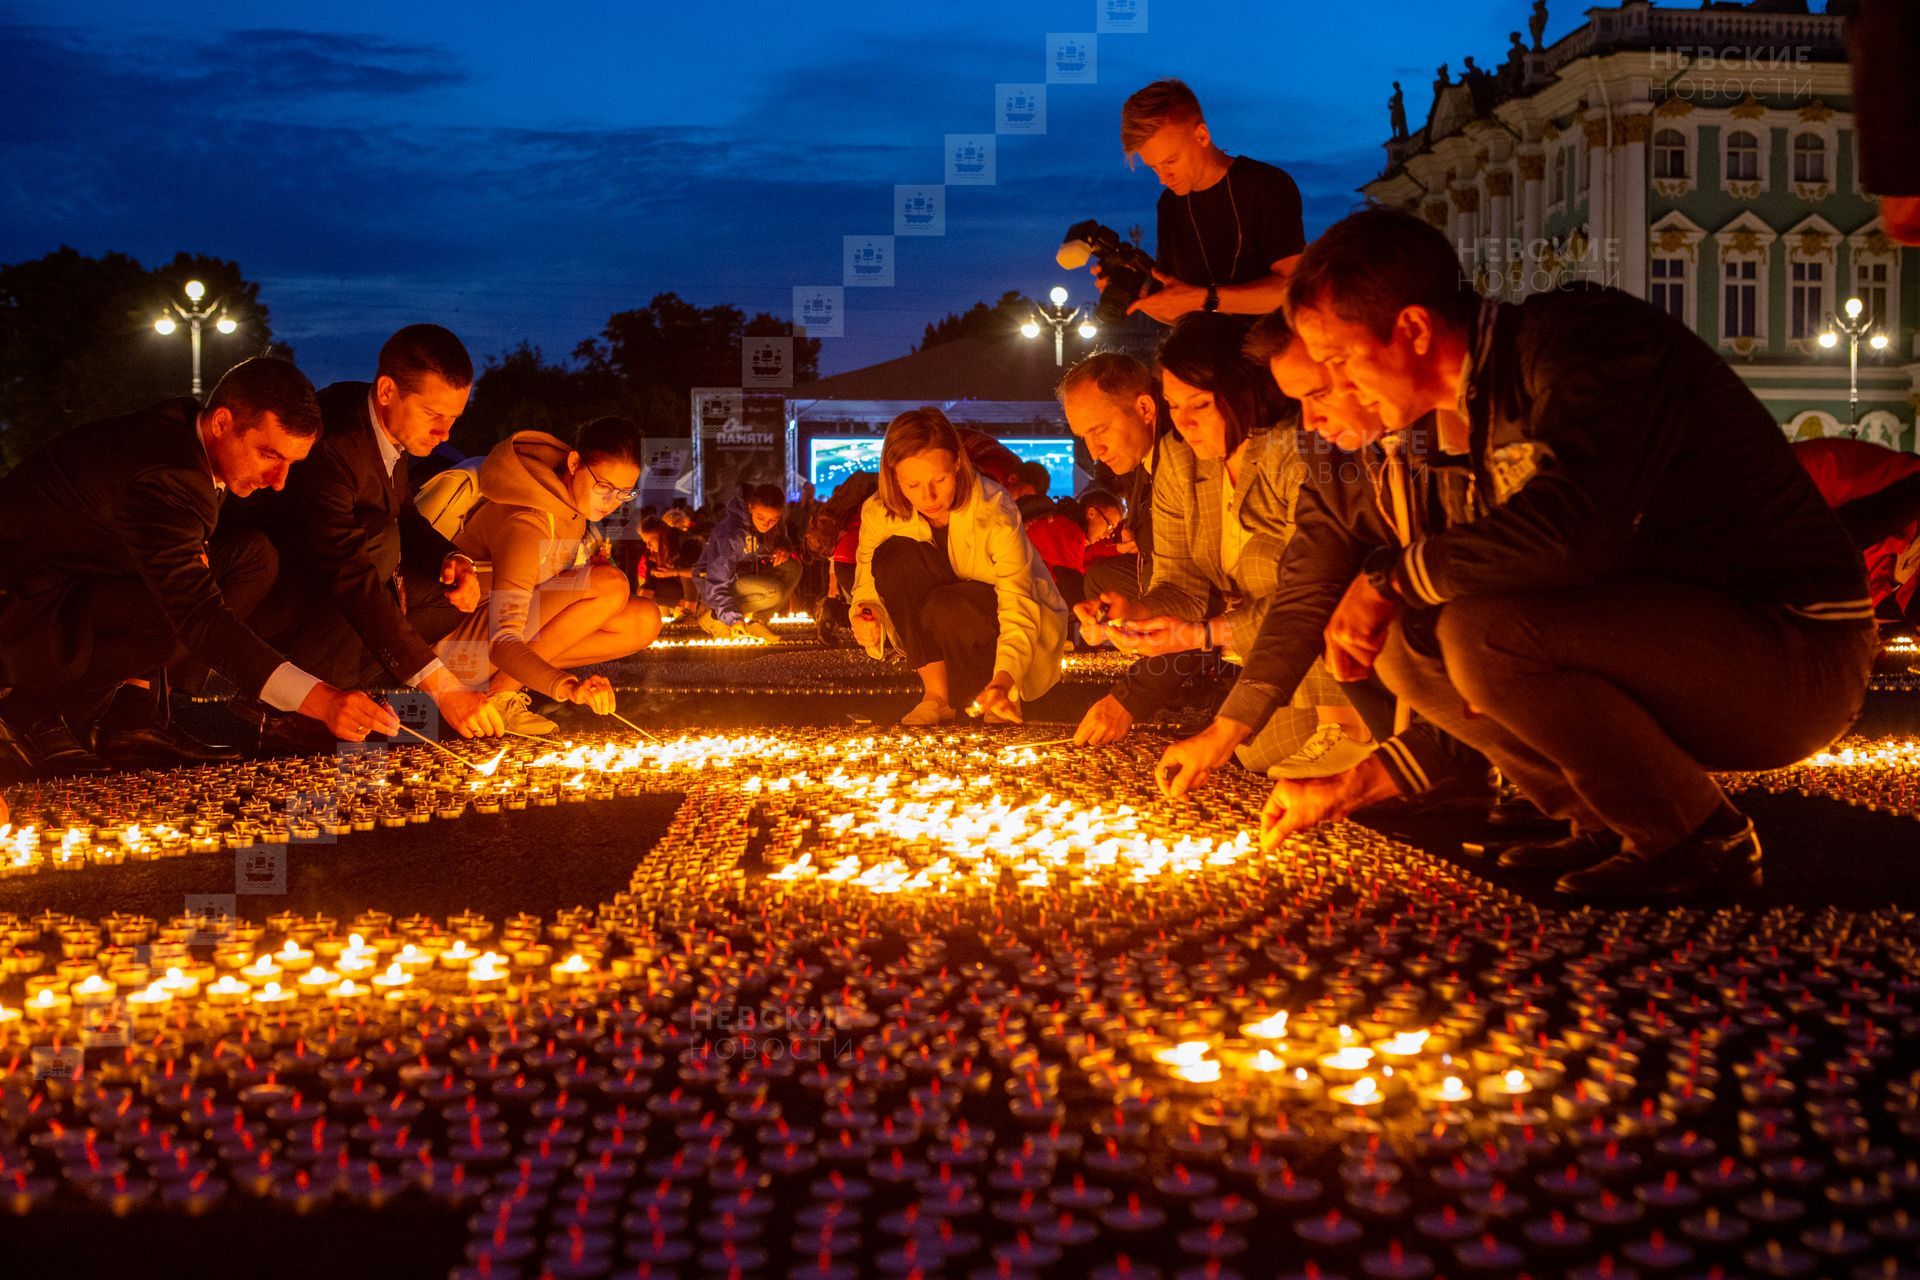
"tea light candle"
206,975,252,1005
1478,1068,1533,1104
70,972,116,1005
1329,1075,1387,1112
1152,1042,1221,1084
1420,1075,1473,1108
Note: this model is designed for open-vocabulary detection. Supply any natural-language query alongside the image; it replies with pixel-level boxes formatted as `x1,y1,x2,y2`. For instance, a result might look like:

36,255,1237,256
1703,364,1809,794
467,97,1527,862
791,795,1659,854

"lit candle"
550,953,595,986
1479,1067,1534,1103
1153,1041,1221,1084
1328,1075,1386,1111
468,953,510,991
275,939,314,972
206,976,251,1006
297,966,340,992
241,955,283,986
251,981,295,1009
1240,1011,1289,1041
1420,1075,1474,1108
1372,1029,1431,1066
372,963,413,992
1317,1046,1375,1083
71,974,118,1007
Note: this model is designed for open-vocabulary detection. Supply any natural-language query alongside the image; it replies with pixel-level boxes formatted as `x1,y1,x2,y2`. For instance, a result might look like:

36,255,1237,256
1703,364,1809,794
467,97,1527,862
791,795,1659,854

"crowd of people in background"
4,65,1919,903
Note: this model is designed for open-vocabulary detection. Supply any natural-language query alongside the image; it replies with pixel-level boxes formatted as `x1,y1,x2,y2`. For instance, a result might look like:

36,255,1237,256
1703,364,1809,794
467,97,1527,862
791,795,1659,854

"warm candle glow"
1241,1011,1289,1040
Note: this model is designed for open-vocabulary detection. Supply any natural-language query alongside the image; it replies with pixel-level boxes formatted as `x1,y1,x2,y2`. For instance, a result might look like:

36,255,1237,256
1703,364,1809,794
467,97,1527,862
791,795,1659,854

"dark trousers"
1375,581,1878,855
871,536,998,706
1049,565,1086,610
0,529,279,720
252,567,464,690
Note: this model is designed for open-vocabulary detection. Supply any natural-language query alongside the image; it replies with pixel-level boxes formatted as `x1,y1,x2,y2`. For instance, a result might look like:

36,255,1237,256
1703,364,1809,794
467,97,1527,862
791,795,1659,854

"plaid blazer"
1136,426,1304,646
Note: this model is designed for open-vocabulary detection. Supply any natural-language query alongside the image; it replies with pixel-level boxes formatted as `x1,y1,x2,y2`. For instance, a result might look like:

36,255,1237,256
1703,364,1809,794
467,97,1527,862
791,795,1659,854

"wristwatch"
1203,284,1220,313
1362,547,1402,601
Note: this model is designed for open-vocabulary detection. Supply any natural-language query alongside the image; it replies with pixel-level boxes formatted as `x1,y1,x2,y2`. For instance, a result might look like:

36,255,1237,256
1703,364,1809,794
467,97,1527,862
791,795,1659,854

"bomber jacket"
1382,287,1871,623
1219,420,1483,797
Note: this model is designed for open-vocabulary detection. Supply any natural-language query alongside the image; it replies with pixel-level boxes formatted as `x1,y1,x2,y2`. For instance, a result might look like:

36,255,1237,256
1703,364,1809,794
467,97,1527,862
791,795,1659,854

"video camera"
1056,221,1156,327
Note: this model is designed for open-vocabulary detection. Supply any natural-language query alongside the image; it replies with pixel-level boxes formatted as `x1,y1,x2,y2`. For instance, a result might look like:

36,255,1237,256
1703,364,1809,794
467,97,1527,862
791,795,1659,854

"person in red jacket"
1004,460,1088,606
1794,435,1920,626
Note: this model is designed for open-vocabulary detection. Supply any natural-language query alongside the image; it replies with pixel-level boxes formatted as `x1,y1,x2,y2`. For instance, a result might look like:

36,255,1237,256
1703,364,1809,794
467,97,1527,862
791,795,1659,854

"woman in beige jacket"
437,417,662,734
850,408,1068,725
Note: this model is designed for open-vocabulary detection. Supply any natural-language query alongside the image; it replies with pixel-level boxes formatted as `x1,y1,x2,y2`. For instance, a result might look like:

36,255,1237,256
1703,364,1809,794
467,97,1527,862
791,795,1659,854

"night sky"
5,1,1546,384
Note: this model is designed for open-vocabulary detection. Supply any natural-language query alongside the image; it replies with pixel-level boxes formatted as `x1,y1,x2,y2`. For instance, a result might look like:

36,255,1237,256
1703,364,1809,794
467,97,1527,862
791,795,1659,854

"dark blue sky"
3,0,1542,384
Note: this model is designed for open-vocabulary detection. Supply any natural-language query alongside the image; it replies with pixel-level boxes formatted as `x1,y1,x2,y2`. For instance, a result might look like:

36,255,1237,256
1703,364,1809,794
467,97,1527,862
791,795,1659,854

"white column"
1584,117,1611,284
1518,151,1545,297
1616,113,1652,298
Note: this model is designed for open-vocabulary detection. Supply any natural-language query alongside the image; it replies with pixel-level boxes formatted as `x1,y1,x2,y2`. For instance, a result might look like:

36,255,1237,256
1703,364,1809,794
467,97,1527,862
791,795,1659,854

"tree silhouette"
915,290,1032,352
0,247,277,470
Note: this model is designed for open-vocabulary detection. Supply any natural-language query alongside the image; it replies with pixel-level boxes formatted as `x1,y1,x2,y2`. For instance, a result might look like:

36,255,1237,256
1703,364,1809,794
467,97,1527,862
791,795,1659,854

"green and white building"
1365,0,1918,450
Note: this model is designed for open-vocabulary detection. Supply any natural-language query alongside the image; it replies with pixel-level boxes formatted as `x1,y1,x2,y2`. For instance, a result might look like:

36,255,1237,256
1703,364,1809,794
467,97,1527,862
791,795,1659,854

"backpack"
414,460,486,540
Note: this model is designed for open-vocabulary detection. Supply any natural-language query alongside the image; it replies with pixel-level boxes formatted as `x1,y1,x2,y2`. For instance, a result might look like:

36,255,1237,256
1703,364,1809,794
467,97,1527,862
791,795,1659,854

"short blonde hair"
877,407,978,520
1121,78,1204,155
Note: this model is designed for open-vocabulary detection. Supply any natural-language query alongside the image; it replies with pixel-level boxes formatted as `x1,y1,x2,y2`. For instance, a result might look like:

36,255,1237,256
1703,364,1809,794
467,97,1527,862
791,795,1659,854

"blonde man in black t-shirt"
1101,78,1306,325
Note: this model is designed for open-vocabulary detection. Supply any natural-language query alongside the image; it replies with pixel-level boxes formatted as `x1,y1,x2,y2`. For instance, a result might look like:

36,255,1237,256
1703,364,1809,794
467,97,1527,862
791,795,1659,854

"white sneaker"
696,611,732,640
899,699,955,727
1268,723,1374,780
488,689,557,736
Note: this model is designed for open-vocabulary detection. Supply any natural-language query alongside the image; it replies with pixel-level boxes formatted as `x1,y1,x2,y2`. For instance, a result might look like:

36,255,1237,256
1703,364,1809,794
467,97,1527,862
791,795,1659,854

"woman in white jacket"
850,408,1068,725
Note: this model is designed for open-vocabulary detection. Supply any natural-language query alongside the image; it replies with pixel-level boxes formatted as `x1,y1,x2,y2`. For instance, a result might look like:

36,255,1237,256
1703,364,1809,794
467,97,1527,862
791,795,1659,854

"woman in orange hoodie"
437,417,662,734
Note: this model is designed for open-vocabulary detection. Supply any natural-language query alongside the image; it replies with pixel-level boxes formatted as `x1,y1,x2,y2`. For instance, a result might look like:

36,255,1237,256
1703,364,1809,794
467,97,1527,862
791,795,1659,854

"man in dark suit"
236,324,503,746
0,357,400,775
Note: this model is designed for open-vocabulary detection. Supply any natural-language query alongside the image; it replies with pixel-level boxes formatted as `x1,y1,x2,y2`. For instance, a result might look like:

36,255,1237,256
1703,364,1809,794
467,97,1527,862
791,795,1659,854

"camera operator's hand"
1090,261,1110,292
1129,267,1206,324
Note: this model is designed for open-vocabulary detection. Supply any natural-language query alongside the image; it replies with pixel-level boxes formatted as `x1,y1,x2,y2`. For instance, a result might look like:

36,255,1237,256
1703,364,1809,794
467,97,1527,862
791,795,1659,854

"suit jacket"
231,381,459,682
0,398,285,695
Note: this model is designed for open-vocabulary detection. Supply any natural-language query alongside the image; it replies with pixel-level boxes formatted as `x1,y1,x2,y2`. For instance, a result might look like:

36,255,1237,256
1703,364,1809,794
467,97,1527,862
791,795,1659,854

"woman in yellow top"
849,408,1069,725
437,417,662,734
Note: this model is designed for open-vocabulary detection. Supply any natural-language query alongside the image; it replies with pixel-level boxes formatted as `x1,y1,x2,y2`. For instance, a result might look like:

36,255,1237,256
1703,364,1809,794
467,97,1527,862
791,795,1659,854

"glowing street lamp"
1022,285,1096,367
1818,296,1892,433
155,279,239,398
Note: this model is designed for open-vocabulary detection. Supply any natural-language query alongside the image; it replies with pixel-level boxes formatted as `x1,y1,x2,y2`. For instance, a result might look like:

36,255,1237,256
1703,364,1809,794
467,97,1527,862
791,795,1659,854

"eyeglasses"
583,460,638,503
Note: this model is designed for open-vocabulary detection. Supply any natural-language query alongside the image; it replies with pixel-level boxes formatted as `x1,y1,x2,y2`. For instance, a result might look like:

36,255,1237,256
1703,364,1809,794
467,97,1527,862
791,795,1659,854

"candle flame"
1241,1011,1289,1040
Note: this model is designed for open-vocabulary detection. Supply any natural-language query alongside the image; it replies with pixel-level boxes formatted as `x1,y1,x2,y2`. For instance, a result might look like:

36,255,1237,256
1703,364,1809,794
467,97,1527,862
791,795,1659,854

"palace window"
1651,257,1689,323
1726,131,1761,183
1793,133,1828,186
1789,260,1826,341
1854,258,1892,329
1724,258,1759,340
1654,129,1688,181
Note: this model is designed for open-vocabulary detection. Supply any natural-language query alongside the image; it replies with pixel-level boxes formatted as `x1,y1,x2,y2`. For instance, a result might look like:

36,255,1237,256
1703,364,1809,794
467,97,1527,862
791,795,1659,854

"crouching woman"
437,416,663,732
850,408,1068,726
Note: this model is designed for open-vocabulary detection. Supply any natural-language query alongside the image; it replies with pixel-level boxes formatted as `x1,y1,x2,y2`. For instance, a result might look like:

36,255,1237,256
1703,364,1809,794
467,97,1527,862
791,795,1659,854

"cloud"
0,14,1393,383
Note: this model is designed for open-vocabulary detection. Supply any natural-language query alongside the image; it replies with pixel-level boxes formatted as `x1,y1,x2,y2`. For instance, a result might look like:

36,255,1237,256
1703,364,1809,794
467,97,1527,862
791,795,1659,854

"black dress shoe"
1555,817,1762,899
95,686,241,767
1496,828,1623,873
0,711,34,777
16,715,112,775
254,710,339,757
1486,794,1562,831
97,723,242,767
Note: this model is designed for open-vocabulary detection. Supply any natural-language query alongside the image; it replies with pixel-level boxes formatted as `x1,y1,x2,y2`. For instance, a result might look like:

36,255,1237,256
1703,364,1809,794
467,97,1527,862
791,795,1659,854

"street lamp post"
1818,296,1891,433
1022,286,1098,367
155,279,239,398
